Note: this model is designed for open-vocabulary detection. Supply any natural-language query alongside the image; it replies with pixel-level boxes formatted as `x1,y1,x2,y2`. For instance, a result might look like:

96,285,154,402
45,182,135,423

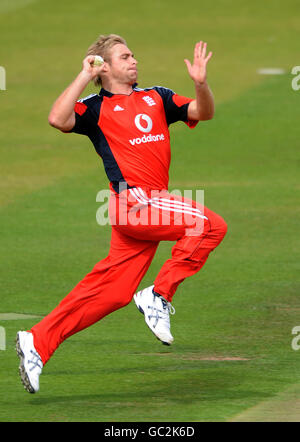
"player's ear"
101,62,109,73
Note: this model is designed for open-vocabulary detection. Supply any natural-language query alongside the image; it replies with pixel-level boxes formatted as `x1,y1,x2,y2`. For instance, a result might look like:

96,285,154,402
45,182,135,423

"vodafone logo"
129,113,165,146
129,133,165,146
134,114,153,133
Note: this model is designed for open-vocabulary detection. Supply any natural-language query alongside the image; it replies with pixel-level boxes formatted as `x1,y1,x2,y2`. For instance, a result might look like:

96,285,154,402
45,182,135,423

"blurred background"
0,0,299,422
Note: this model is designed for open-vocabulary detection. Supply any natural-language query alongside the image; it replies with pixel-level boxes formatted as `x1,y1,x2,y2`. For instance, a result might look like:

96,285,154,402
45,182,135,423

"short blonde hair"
86,34,127,87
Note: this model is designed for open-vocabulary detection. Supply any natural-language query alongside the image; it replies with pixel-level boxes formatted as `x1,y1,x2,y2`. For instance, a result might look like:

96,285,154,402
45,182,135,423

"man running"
16,34,227,393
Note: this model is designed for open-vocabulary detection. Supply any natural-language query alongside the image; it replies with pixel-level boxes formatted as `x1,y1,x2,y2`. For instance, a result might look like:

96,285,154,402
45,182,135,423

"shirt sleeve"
65,95,98,135
68,102,93,135
153,86,199,129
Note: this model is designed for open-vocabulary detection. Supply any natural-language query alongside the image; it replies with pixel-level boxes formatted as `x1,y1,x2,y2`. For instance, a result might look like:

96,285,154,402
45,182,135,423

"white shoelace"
148,295,175,329
161,298,176,316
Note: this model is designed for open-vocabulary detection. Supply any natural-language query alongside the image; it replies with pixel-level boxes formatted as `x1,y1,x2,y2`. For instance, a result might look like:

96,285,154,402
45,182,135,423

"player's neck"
102,79,134,96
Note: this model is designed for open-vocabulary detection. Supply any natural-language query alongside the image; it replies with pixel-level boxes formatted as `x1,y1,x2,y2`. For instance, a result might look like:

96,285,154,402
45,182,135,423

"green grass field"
0,0,299,422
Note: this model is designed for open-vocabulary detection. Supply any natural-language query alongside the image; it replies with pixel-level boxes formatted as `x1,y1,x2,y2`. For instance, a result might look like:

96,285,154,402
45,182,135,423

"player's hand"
82,55,105,80
184,41,212,85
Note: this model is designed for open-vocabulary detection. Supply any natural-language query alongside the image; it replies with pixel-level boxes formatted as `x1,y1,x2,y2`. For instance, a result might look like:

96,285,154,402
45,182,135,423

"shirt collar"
99,83,138,98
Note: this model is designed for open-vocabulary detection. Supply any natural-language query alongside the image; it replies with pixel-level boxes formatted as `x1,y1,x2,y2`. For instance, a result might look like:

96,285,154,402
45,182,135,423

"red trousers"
31,187,227,364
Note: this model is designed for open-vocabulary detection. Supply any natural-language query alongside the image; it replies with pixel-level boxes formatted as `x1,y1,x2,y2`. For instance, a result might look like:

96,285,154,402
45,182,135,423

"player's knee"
216,216,227,242
114,293,133,310
207,214,227,247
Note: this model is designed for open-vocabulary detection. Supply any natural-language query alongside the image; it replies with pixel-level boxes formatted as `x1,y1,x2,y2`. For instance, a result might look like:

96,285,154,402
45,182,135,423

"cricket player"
16,34,227,393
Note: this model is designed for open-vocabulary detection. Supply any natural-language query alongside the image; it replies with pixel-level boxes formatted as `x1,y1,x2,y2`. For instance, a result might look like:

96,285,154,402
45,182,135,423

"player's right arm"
48,56,104,132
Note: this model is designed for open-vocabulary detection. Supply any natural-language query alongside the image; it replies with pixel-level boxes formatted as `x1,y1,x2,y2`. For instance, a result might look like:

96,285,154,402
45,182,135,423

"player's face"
107,44,138,85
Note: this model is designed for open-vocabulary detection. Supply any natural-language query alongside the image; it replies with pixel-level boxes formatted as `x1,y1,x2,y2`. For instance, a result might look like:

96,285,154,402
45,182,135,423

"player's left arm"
184,41,214,121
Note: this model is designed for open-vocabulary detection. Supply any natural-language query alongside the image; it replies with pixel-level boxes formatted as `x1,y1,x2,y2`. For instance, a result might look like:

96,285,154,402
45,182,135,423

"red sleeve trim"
172,94,193,107
74,101,88,116
186,119,199,129
172,94,198,129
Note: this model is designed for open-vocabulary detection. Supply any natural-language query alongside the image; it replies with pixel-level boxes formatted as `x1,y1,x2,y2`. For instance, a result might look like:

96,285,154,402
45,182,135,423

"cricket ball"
93,55,104,66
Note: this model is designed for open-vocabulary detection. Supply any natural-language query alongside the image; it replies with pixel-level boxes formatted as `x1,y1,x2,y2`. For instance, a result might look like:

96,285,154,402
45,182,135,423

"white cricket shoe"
133,285,175,345
16,331,43,393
